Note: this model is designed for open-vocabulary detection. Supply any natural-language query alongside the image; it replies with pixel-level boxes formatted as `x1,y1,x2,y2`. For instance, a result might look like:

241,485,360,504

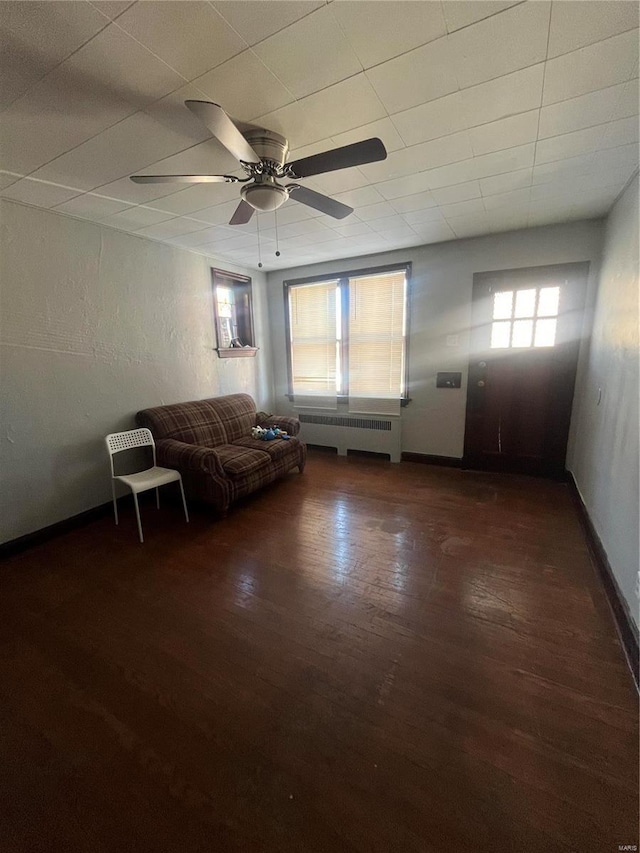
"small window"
212,269,257,358
490,285,561,349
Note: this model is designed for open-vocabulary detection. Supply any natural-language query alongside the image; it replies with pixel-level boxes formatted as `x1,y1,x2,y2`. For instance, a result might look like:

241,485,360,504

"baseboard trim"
567,472,639,689
0,501,115,559
401,452,462,468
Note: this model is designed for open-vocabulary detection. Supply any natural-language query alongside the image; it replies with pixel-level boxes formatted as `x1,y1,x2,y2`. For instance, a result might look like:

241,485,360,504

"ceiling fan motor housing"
243,129,289,168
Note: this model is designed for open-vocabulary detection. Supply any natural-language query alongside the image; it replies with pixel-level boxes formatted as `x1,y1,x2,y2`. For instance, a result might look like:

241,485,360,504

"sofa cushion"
215,444,271,479
232,435,301,462
137,398,227,446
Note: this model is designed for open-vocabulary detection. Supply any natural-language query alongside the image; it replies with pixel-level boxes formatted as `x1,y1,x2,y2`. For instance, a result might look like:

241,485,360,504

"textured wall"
568,177,640,628
0,200,273,544
267,219,603,458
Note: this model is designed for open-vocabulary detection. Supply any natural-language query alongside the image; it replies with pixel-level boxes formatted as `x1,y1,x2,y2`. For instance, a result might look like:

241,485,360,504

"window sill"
285,394,411,406
216,347,259,359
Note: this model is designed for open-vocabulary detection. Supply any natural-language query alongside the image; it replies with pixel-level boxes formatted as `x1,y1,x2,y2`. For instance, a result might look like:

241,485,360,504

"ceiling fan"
130,100,387,225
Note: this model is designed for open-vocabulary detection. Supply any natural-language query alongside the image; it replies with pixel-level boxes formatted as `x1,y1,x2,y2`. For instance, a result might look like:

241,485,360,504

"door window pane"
534,318,557,347
512,319,533,347
514,288,536,318
537,286,560,317
491,321,511,348
493,290,513,319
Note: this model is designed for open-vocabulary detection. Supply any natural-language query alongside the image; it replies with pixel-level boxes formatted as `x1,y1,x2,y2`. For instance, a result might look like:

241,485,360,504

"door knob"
478,361,487,368
477,380,485,387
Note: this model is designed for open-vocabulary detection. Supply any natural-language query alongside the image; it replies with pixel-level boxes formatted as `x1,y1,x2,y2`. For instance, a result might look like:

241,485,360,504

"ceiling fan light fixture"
241,182,289,212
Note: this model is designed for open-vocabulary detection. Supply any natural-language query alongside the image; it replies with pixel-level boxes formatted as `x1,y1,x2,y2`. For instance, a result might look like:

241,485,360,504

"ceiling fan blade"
185,100,261,165
130,174,239,184
287,185,353,220
229,200,255,226
287,138,387,179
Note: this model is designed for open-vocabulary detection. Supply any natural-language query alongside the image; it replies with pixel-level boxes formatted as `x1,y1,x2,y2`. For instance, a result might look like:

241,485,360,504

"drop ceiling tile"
439,198,486,219
538,80,639,139
401,207,447,226
353,201,397,222
192,50,294,123
547,0,639,60
488,210,530,233
390,92,466,147
331,1,446,69
361,130,472,183
534,123,607,165
442,1,521,34
449,2,550,89
590,142,639,174
101,205,175,229
600,115,640,149
531,151,595,185
460,64,545,130
409,220,456,243
366,36,458,115
89,2,135,21
211,1,323,48
53,192,131,218
430,181,482,206
307,168,370,197
115,2,246,80
390,190,438,214
331,118,405,154
333,186,384,208
30,111,202,191
368,215,416,236
0,171,22,190
91,175,179,205
0,177,81,207
375,171,433,200
187,199,240,225
253,5,361,100
446,213,494,239
425,143,535,189
167,225,233,247
543,30,639,106
330,221,374,238
469,110,539,156
0,0,108,109
149,182,241,216
253,74,386,148
479,168,532,196
134,217,206,239
482,187,531,211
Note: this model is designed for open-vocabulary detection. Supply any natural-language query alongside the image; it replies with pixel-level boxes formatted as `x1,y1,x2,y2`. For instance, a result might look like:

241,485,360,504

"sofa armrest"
256,415,300,437
156,438,226,478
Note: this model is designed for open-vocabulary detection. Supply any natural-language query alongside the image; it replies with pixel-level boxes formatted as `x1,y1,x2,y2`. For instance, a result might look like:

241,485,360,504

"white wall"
267,219,603,458
0,200,273,544
568,177,640,629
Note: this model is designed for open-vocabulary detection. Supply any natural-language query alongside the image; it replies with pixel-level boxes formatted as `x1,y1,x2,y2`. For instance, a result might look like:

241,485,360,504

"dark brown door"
463,262,588,478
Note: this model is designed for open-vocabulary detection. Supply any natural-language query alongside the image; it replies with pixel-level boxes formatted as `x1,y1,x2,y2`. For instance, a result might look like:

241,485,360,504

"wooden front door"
463,262,589,478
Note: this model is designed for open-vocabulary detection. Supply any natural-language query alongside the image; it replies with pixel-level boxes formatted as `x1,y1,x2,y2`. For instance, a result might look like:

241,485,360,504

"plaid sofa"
136,394,306,513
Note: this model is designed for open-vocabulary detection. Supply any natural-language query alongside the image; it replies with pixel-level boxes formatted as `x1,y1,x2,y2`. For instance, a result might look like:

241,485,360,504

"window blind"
348,270,406,399
289,280,338,397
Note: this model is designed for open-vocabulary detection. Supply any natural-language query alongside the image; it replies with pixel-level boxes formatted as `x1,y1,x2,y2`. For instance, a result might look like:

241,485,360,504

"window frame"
211,268,258,358
283,262,412,404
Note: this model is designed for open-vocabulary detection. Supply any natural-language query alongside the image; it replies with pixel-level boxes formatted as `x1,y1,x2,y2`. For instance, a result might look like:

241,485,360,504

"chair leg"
111,481,119,525
178,479,189,523
156,487,160,510
132,492,144,543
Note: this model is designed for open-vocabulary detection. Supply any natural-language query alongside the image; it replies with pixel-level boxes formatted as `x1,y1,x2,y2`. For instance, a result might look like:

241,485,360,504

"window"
285,265,409,401
490,285,560,349
212,269,257,358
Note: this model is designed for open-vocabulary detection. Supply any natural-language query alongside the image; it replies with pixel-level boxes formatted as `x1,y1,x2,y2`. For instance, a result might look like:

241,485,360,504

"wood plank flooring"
1,452,637,853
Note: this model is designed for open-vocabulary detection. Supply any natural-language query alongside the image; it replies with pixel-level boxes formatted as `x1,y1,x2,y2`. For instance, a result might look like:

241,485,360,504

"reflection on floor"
1,451,638,852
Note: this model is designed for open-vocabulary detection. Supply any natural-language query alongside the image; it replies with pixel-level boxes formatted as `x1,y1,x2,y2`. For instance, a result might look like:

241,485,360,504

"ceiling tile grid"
0,0,636,270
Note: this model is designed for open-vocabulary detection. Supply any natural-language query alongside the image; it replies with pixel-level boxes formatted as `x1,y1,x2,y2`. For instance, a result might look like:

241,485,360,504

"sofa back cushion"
136,394,257,447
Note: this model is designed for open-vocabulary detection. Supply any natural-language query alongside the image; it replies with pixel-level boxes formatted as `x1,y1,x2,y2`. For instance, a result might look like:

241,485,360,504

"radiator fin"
299,413,391,431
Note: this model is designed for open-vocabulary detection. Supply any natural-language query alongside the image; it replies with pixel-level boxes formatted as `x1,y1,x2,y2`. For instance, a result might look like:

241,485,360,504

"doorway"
463,262,589,478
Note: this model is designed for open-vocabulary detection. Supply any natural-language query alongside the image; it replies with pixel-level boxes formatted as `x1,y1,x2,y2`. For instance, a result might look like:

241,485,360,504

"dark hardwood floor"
1,452,637,853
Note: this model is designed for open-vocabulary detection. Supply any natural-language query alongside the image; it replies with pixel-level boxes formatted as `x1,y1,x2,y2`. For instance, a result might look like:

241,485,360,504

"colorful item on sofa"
251,425,290,440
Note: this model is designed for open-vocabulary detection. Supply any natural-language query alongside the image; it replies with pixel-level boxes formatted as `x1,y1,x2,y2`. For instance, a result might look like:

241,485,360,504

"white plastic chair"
105,428,189,543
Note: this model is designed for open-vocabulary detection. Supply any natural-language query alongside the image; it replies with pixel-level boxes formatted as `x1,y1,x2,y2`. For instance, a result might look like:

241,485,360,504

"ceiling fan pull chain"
256,213,263,269
274,208,281,258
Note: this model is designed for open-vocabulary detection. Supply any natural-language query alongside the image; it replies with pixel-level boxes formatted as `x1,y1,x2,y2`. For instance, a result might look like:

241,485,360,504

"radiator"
297,412,401,462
